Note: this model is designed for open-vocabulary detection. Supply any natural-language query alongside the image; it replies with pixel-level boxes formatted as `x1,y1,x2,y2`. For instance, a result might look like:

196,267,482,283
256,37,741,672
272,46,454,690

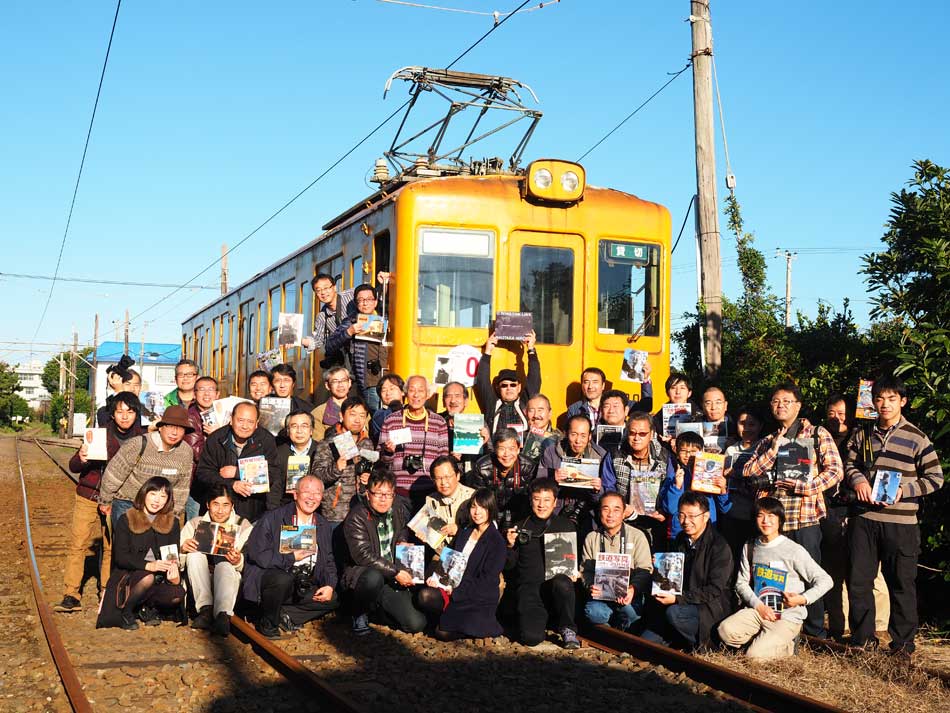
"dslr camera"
292,562,315,600
514,528,534,546
403,454,423,475
366,359,382,376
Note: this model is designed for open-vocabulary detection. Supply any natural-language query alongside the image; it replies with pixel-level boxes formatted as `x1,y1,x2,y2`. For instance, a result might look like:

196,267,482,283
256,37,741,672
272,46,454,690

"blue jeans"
110,498,134,529
666,603,700,646
185,495,200,523
362,386,381,413
584,599,641,631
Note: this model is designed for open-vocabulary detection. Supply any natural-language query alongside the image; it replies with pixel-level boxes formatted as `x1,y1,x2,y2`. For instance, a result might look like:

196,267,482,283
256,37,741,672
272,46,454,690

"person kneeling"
504,478,581,650
243,476,339,639
180,485,254,636
718,497,832,659
435,487,507,641
581,492,653,632
97,477,186,630
341,470,433,636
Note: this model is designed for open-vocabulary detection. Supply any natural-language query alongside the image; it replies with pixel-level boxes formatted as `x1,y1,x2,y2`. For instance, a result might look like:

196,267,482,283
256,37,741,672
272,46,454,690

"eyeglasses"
367,490,394,500
678,511,707,521
628,430,651,438
356,296,377,303
432,475,457,482
288,423,312,430
703,400,725,406
328,378,351,385
770,399,798,406
177,371,198,378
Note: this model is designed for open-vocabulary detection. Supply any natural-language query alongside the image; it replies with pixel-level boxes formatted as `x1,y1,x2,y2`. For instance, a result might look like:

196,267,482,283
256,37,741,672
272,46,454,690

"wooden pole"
690,0,722,377
123,309,129,355
66,330,78,437
91,314,99,409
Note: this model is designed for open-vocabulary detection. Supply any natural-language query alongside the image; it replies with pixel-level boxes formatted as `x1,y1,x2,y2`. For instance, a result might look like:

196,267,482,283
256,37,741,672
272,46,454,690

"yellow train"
181,157,671,413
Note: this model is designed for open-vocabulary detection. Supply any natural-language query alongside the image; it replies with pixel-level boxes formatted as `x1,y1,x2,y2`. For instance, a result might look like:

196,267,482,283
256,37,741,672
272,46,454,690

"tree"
41,347,93,396
0,362,25,425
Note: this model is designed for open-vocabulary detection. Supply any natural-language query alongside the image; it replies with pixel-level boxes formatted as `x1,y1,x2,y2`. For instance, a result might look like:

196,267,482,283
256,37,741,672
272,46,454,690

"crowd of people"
54,271,944,663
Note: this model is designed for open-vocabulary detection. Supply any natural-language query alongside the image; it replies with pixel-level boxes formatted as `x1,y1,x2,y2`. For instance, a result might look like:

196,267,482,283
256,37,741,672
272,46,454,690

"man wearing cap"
474,329,541,439
98,405,196,527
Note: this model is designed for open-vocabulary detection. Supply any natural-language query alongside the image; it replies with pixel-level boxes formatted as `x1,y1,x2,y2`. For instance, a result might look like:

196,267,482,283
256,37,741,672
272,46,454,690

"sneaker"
190,606,213,630
561,628,580,651
279,612,302,633
120,611,139,631
352,614,371,636
138,605,161,627
54,596,82,613
212,612,231,637
851,636,880,652
255,620,281,640
888,644,913,661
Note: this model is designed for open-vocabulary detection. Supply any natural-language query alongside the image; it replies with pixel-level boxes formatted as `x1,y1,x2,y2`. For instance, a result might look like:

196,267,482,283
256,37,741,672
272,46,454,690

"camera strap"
598,526,626,554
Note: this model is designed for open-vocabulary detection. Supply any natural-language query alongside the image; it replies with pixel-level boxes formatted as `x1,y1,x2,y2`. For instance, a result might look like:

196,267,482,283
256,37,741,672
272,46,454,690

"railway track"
13,433,942,713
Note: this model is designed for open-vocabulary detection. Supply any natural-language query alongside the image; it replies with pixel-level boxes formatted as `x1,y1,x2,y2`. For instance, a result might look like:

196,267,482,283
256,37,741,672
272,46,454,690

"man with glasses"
642,492,733,650
521,395,561,466
423,456,475,548
313,397,375,526
693,386,737,454
341,470,429,636
302,272,355,370
271,363,314,414
742,381,843,638
469,428,538,523
183,376,222,519
311,367,354,440
164,359,200,410
273,410,321,508
326,283,390,412
474,328,541,439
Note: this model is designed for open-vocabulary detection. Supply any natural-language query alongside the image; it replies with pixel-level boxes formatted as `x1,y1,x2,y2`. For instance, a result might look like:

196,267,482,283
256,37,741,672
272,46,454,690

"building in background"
90,342,181,415
15,361,51,411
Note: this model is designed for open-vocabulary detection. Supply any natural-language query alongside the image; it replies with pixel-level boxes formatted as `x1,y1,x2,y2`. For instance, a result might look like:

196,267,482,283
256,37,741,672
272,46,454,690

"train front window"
520,246,574,345
418,227,494,328
597,240,660,337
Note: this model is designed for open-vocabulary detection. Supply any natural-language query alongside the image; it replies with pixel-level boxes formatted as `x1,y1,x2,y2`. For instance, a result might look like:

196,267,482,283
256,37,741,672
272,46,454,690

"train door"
506,231,584,408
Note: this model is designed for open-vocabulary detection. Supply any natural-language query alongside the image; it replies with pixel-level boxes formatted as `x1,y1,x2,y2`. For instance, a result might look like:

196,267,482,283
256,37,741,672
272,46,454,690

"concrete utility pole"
690,0,722,378
66,329,78,438
91,314,99,408
782,250,797,328
221,244,229,295
123,309,130,355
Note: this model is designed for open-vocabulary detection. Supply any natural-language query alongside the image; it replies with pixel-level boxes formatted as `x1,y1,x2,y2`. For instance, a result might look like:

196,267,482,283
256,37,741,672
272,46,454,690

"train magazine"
396,544,425,584
692,452,726,494
652,552,684,596
258,396,291,436
238,455,270,494
753,564,787,613
285,454,310,493
279,524,317,554
543,532,578,579
193,520,237,556
593,552,631,601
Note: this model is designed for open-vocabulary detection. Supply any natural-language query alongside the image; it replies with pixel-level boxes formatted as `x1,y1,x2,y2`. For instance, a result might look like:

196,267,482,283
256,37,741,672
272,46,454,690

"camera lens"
517,530,531,545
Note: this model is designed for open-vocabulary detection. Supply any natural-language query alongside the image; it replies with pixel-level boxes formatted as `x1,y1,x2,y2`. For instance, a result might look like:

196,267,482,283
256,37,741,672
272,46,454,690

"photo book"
652,552,684,596
332,430,360,460
354,314,387,342
193,520,237,556
277,312,304,348
450,413,485,455
395,544,426,584
856,378,878,420
285,455,310,493
429,547,468,590
593,552,631,601
408,505,448,550
691,452,726,494
84,427,108,461
238,455,270,494
493,311,533,341
159,544,180,566
753,564,787,614
543,532,578,580
558,457,601,488
279,524,317,554
258,396,291,436
662,403,692,439
871,469,902,505
619,349,648,383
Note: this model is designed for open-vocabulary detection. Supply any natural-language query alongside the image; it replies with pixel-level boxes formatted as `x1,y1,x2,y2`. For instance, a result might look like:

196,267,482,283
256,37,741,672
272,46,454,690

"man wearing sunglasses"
474,327,541,440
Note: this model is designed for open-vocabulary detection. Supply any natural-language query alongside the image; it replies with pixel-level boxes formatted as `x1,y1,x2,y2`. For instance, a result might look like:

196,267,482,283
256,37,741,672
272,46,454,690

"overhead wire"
1,272,216,290
130,0,535,325
576,62,691,163
375,0,559,21
30,0,122,345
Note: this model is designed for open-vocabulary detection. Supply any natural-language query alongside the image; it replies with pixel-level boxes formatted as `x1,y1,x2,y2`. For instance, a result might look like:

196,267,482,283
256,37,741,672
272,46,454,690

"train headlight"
523,160,586,204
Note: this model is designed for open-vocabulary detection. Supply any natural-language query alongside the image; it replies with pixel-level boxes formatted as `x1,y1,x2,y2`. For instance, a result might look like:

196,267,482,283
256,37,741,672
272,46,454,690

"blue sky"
2,0,947,369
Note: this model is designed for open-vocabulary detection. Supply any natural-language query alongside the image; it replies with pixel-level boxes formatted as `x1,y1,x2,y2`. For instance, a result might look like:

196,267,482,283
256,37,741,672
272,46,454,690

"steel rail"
579,625,844,713
229,616,366,713
14,437,94,713
26,437,79,484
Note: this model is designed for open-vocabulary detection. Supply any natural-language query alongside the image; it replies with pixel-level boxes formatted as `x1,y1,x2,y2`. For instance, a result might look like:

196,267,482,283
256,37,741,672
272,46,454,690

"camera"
355,457,374,477
367,359,382,376
404,454,423,474
515,528,533,545
292,563,315,600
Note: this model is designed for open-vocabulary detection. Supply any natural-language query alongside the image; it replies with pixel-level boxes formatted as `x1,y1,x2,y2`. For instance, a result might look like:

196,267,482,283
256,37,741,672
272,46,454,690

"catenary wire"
130,0,535,325
375,0,559,20
1,272,216,290
30,0,122,345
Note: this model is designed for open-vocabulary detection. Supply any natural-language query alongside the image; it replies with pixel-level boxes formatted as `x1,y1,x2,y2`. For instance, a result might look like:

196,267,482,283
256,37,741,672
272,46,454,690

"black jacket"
273,439,321,507
473,352,541,435
466,454,537,521
195,426,281,521
111,509,181,573
504,512,576,586
340,496,411,590
671,525,734,647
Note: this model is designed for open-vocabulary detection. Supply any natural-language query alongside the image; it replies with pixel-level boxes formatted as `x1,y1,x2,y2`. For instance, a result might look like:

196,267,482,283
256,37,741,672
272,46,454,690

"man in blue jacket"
242,476,339,639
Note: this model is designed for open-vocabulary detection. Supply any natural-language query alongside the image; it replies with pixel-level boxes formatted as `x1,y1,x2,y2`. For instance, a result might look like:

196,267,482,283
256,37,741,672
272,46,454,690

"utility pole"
66,329,78,438
690,0,722,378
781,249,797,328
221,243,229,295
123,309,130,355
91,314,99,409
140,321,147,369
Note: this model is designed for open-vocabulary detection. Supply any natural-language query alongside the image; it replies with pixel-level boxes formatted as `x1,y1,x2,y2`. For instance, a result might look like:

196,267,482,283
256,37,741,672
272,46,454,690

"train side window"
418,227,494,328
352,256,364,286
520,246,574,345
597,240,660,337
269,286,281,349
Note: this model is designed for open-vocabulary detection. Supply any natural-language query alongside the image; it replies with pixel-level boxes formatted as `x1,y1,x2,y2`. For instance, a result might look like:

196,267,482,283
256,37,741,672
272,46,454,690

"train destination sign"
606,241,651,265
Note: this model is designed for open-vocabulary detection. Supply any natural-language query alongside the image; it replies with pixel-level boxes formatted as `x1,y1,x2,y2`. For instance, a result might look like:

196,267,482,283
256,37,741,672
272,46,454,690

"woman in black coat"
97,477,186,630
435,488,506,640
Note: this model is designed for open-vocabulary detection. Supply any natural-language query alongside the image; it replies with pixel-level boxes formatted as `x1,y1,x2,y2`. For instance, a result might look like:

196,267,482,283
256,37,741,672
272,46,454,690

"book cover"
652,552,684,596
543,532,578,580
493,311,534,341
332,430,360,460
774,437,815,482
702,435,728,454
725,448,754,488
856,378,878,420
200,409,218,429
256,348,281,372
159,544,180,566
407,505,448,550
871,469,902,505
593,552,631,601
354,314,388,342
279,524,317,554
212,396,253,426
559,457,601,488
662,403,691,438
193,520,237,556
595,424,624,452
629,476,661,516
238,455,270,494
258,396,291,436
675,421,703,438
395,544,426,584
84,427,108,461
753,564,787,613
285,455,310,493
451,413,485,455
620,349,648,383
429,547,468,590
691,452,726,494
277,312,304,348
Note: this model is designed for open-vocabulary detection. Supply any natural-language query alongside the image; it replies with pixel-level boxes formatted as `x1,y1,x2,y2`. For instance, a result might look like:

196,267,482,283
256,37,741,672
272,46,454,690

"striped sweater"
99,433,194,514
380,409,449,498
845,416,944,525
